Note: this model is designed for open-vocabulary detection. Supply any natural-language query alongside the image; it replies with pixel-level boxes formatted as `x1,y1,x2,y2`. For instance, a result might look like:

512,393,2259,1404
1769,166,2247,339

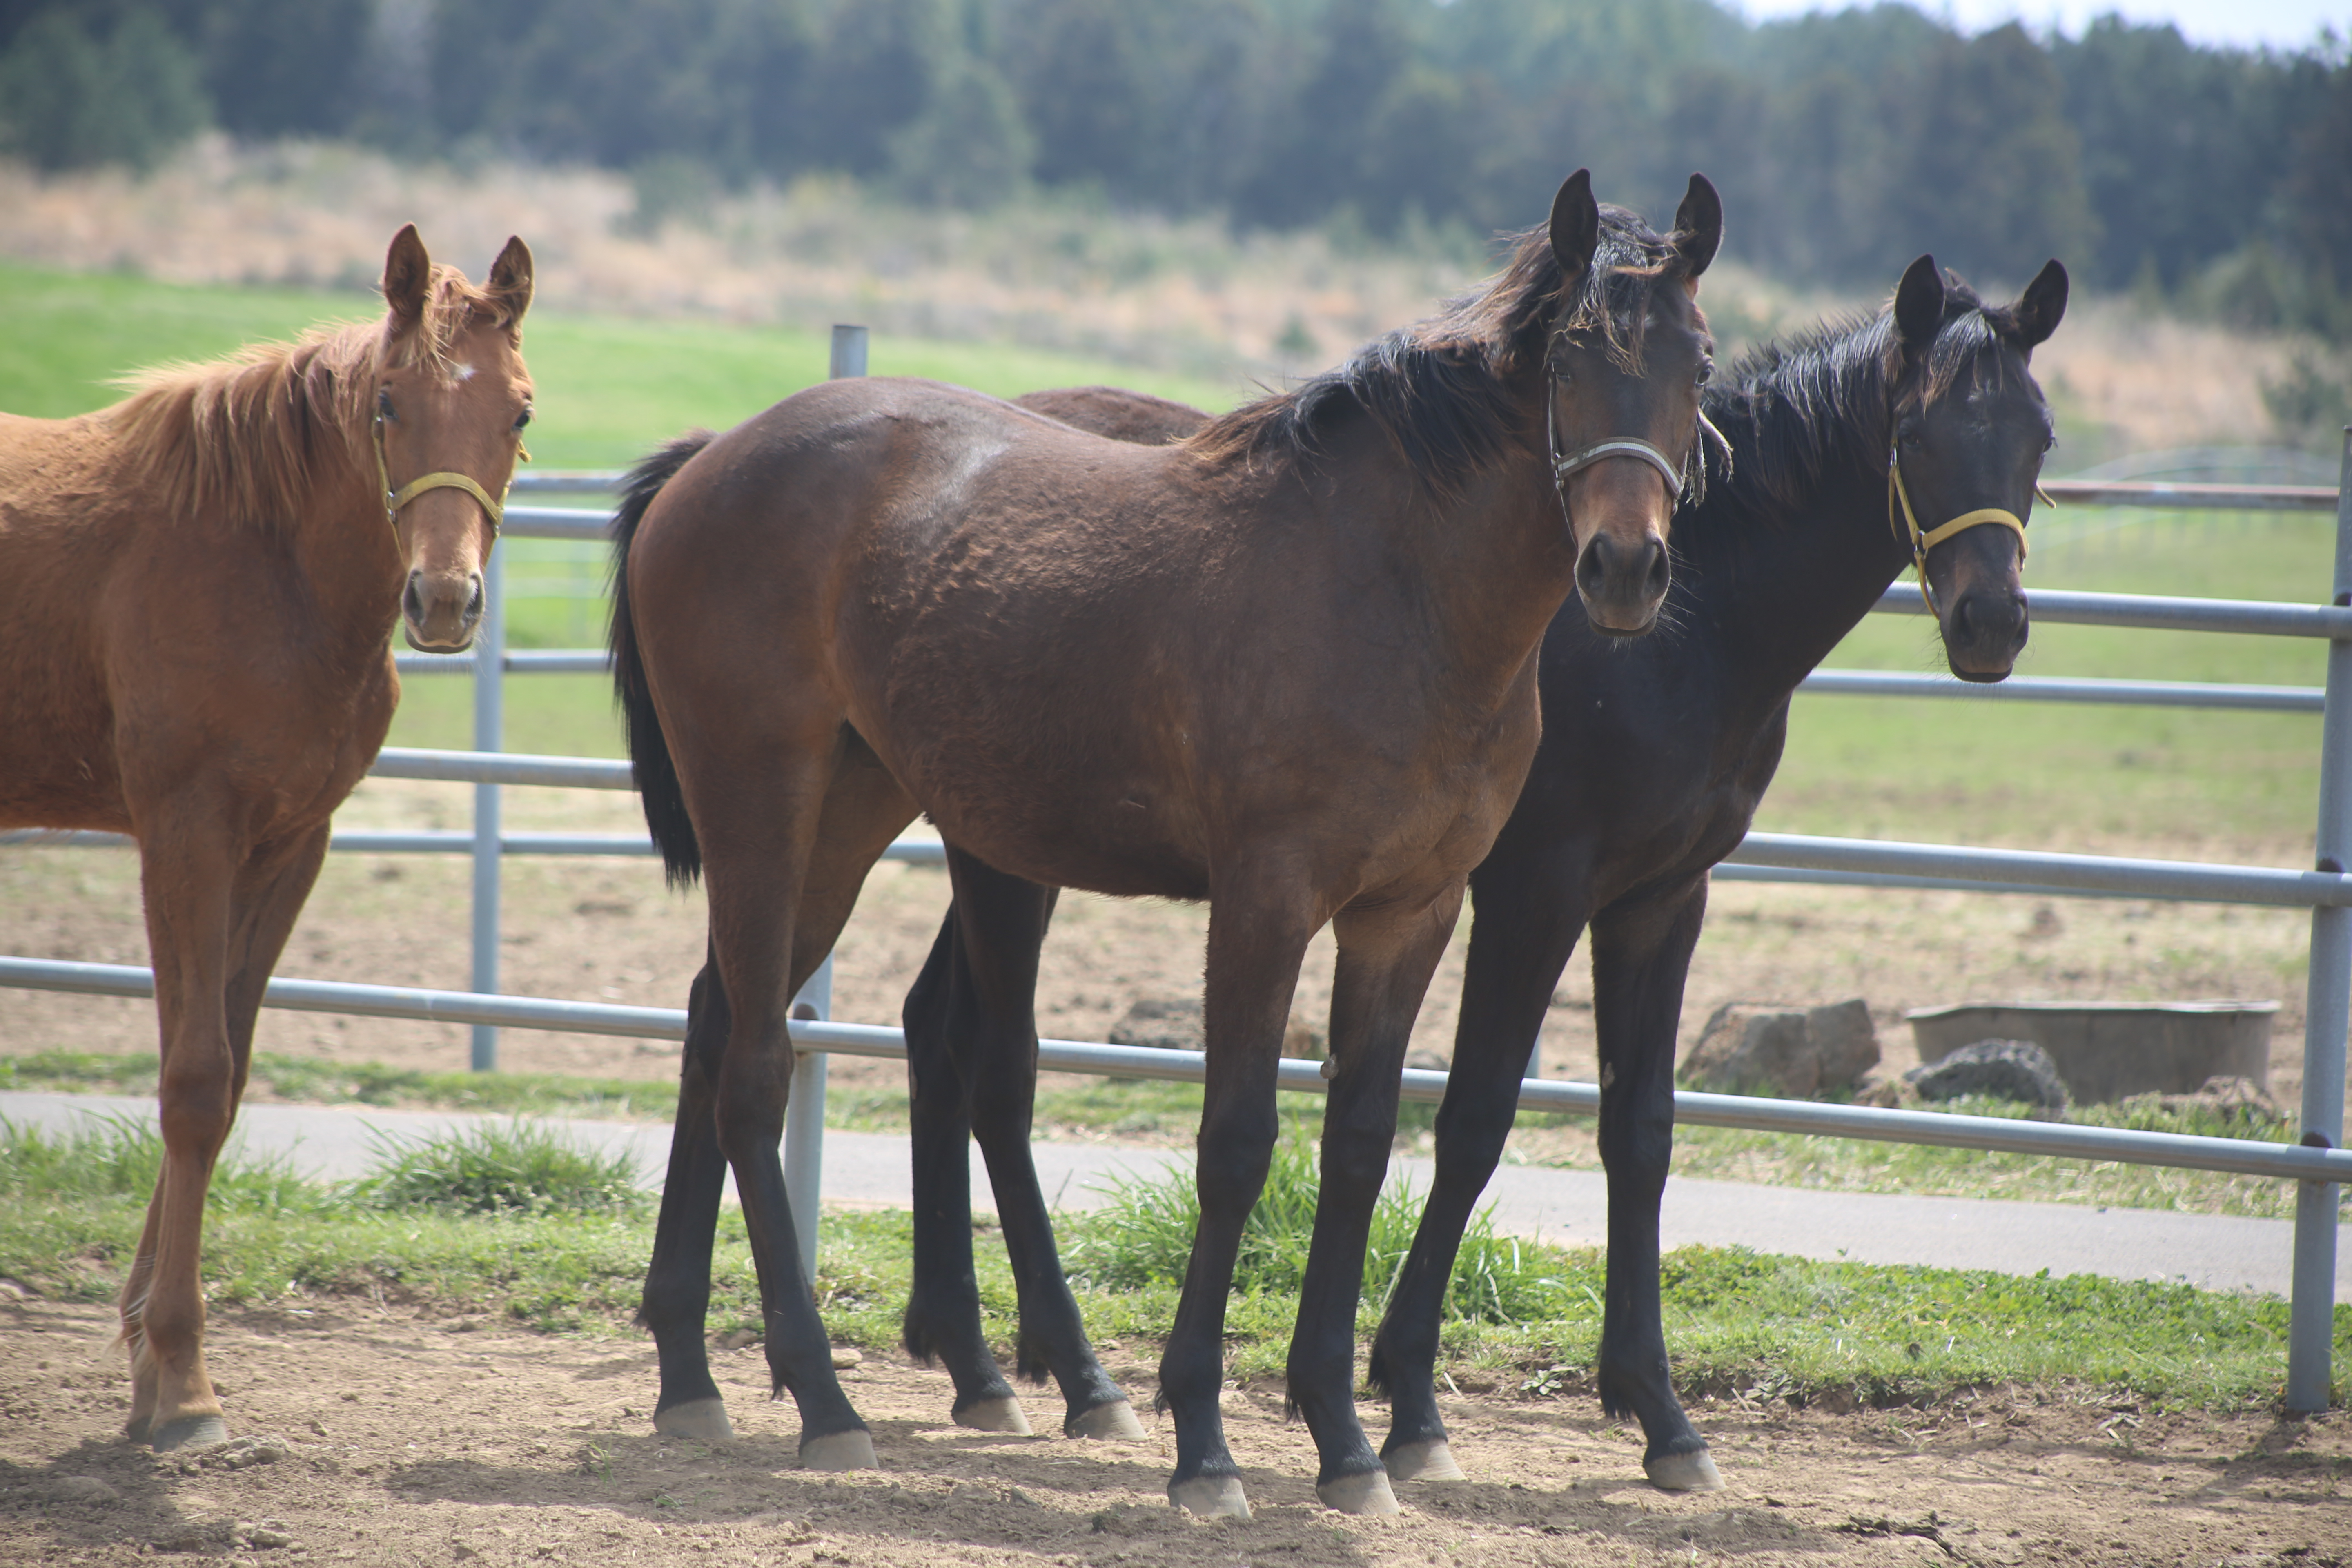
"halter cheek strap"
1888,446,2050,615
374,413,525,552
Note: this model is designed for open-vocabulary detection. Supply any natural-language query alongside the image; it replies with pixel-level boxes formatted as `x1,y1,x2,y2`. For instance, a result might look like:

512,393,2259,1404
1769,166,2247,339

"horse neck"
1392,459,1580,709
281,437,408,656
1689,397,1914,706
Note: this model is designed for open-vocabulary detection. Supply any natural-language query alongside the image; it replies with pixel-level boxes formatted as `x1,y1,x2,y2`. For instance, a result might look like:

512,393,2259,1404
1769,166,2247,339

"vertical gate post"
774,324,868,1279
470,545,506,1073
784,956,835,1284
2287,424,2352,1411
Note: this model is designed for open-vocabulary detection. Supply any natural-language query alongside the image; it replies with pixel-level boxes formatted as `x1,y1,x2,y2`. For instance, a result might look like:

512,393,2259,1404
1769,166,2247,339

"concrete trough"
1907,1000,2278,1104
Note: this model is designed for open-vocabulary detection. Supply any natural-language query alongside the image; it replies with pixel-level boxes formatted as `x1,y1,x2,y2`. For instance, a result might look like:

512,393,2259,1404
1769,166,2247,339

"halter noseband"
1887,445,2052,614
373,411,525,552
1544,351,1726,527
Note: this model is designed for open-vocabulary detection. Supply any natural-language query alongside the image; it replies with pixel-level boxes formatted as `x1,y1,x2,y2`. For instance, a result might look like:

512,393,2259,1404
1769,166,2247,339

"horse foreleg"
1590,874,1720,1492
1285,891,1460,1516
942,853,1138,1439
1159,870,1314,1519
123,816,243,1452
1372,844,1590,1485
642,952,737,1441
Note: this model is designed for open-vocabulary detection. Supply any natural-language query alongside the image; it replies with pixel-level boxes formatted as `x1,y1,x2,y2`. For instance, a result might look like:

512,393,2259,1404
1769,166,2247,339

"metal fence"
2,331,2345,1406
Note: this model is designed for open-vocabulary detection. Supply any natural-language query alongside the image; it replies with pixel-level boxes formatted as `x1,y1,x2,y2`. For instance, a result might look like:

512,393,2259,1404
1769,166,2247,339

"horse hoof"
1167,1475,1251,1519
1646,1448,1723,1492
653,1399,734,1443
150,1414,229,1454
124,1415,152,1446
1067,1400,1146,1441
1383,1440,1464,1483
799,1430,878,1471
955,1396,1033,1436
1318,1469,1403,1515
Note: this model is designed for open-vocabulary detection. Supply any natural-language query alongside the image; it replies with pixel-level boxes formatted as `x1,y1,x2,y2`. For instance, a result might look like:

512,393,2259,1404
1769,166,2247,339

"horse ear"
383,224,431,327
486,235,534,329
1893,254,1944,356
1549,168,1598,280
1672,173,1722,281
2011,258,2068,349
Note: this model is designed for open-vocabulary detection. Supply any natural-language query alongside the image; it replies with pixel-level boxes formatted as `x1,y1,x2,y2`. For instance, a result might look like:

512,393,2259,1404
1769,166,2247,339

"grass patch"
0,1118,2340,1409
349,1121,648,1217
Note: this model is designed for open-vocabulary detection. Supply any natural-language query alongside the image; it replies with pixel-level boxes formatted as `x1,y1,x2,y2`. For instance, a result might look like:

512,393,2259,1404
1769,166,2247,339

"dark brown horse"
610,172,1722,1515
898,252,2068,1494
0,226,535,1451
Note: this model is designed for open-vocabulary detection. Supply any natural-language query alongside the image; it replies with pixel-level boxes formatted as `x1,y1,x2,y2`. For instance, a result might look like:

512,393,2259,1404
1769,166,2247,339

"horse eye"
514,408,533,431
376,389,395,421
1695,361,1713,386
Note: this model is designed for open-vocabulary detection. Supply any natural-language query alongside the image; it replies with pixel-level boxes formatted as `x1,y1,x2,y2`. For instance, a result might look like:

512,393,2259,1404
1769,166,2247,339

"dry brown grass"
0,135,2306,454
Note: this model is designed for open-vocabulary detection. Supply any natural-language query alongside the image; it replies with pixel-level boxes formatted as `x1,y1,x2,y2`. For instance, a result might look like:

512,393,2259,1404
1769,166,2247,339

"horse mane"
104,263,513,531
1705,273,2028,521
1185,206,1692,499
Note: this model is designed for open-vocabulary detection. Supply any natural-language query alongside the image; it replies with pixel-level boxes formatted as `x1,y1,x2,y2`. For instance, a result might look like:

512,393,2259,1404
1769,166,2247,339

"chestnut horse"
900,253,2069,1494
610,171,1722,1517
0,226,535,1451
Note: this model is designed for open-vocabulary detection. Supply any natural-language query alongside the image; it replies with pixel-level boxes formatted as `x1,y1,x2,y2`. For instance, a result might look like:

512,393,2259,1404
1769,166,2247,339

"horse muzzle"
403,568,485,652
1575,528,1671,636
1940,586,2028,681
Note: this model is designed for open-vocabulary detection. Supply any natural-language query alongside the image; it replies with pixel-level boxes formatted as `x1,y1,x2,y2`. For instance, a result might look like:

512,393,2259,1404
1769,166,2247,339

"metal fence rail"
2,338,2345,1405
11,955,2346,1186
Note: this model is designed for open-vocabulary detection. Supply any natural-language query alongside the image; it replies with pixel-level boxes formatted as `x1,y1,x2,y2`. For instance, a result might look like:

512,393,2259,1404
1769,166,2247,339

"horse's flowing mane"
1704,274,2026,522
104,264,514,531
1186,206,1692,498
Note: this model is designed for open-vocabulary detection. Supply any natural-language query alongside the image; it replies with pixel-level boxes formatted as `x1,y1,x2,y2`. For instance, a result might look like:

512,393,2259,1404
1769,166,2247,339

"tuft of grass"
1063,1120,1568,1325
349,1122,648,1217
0,1115,316,1214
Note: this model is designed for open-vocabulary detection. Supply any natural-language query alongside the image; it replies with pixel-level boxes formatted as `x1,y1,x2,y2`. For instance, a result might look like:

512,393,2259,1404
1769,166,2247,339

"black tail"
608,430,717,888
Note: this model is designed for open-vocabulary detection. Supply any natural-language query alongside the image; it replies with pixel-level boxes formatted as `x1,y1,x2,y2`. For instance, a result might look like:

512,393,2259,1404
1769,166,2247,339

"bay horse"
0,225,536,1451
899,252,2069,1494
609,171,1724,1516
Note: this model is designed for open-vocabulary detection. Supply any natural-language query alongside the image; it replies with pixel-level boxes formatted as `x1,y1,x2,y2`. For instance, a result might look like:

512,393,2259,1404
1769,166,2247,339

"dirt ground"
2,1297,2346,1568
0,778,2328,1127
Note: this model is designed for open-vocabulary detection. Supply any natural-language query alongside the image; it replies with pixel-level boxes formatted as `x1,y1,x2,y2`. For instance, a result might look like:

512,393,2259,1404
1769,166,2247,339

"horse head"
1545,169,1721,636
374,225,536,652
1885,253,2068,681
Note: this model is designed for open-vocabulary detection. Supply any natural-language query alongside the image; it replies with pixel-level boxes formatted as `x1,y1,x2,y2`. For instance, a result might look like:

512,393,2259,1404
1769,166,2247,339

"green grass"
2,1115,2338,1410
0,261,1243,466
348,1121,648,1216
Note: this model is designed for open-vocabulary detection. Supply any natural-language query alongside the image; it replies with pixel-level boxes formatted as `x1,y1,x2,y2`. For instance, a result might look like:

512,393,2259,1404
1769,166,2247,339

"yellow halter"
373,412,527,554
1887,445,2050,614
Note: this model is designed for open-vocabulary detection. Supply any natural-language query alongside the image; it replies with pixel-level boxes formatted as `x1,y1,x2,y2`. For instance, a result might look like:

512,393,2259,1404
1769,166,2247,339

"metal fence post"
784,955,835,1283
771,324,870,1278
469,545,505,1073
2286,423,2352,1412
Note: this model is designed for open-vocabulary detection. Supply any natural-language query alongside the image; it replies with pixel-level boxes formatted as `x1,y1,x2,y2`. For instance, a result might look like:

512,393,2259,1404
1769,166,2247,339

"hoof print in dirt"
1905,1039,2070,1116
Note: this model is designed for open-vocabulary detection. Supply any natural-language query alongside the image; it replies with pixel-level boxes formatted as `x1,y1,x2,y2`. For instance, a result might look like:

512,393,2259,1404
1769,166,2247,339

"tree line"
2,0,2346,332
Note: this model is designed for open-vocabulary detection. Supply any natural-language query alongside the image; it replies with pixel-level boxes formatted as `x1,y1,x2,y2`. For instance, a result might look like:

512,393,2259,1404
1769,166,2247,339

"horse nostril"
463,575,485,627
1575,536,1611,598
403,571,428,627
1642,537,1669,598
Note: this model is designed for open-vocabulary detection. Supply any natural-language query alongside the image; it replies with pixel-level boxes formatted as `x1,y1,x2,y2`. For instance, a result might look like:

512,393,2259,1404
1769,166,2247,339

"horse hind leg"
932,852,1140,1439
644,951,739,1443
699,727,913,1467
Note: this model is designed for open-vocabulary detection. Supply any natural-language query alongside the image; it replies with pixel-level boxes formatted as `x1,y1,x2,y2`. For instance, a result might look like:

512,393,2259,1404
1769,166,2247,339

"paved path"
6,1090,2343,1298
